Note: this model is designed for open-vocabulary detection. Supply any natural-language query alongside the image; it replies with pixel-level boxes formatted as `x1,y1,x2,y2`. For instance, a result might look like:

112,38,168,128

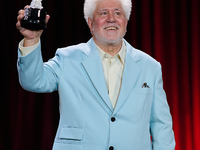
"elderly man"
16,0,175,149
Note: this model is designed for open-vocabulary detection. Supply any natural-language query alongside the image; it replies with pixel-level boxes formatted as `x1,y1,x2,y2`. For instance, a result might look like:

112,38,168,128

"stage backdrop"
1,0,200,150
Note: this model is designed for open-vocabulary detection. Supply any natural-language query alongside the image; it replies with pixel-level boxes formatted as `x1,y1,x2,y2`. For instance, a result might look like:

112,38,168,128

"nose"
107,12,116,22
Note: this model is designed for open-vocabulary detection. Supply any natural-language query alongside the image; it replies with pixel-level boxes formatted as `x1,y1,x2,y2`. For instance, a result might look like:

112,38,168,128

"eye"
100,11,107,16
115,11,121,16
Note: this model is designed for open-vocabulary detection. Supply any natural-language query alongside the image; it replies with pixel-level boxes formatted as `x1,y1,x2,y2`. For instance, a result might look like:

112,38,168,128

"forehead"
95,0,123,11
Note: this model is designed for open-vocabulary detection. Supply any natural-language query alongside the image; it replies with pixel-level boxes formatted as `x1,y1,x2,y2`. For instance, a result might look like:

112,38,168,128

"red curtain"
1,0,200,150
129,0,200,149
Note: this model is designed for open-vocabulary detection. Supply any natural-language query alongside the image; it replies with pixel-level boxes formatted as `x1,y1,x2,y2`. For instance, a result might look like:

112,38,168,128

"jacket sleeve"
150,64,175,150
17,43,62,93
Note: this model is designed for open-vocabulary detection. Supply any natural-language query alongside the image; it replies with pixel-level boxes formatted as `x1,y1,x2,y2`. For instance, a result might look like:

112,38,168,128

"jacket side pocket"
59,126,84,141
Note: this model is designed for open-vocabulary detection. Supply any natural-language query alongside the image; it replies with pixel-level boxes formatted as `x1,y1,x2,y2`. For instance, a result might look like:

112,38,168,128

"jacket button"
111,117,116,122
109,146,114,150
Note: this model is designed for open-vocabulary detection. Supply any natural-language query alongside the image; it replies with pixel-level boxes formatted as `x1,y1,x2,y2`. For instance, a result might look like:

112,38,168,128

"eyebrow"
98,8,123,12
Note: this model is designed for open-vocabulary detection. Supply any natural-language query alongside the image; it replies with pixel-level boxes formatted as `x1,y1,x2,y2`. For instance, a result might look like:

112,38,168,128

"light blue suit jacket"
17,38,175,150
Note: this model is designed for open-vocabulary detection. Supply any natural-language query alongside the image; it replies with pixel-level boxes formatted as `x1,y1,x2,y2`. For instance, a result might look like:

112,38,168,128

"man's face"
88,0,128,45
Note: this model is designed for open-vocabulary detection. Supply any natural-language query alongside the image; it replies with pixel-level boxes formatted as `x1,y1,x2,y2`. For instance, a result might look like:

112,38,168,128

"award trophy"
21,0,47,30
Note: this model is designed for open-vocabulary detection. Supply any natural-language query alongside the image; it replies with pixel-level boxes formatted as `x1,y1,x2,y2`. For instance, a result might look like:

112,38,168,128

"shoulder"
125,40,161,69
56,43,87,57
54,38,96,61
54,40,94,62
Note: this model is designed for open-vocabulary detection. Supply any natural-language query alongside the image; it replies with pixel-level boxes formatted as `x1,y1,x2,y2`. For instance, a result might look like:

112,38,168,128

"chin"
93,29,126,45
104,36,124,44
94,34,123,45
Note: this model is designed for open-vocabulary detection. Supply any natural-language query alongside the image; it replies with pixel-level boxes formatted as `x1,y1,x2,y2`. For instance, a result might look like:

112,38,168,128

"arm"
16,6,60,93
150,64,175,149
17,42,63,93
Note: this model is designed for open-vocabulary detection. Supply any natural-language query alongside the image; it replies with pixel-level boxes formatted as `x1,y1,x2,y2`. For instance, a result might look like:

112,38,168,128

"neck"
94,38,123,57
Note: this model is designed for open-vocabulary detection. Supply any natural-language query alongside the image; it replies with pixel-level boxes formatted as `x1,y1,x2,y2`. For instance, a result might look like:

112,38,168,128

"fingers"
18,9,25,15
17,12,24,21
16,6,29,31
17,9,25,23
24,5,29,9
17,9,50,25
16,9,24,31
17,5,29,22
45,15,50,24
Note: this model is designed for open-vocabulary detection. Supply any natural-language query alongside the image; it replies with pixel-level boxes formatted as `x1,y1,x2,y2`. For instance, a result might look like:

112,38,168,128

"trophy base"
21,8,47,30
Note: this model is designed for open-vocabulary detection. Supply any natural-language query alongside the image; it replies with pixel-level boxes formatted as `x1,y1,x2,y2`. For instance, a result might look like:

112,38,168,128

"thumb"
45,15,50,24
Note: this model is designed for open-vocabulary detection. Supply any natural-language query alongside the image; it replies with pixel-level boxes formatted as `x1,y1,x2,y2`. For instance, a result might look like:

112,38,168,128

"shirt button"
109,146,114,150
111,117,116,122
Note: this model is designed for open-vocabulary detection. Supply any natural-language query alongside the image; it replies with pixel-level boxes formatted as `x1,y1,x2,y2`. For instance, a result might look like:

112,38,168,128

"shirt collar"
95,40,126,65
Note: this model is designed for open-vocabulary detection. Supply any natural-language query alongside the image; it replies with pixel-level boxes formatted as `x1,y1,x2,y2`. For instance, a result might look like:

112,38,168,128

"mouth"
105,26,118,30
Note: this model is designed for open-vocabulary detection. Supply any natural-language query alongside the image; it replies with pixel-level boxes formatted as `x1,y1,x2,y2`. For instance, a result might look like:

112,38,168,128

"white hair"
83,0,132,24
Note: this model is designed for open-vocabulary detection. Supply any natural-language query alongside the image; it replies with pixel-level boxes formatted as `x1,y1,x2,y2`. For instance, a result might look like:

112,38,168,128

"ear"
125,19,128,32
88,17,94,33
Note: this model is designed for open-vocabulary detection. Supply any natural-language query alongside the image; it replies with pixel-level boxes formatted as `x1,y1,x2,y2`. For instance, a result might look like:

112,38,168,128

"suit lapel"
114,42,142,114
81,39,142,114
81,39,113,112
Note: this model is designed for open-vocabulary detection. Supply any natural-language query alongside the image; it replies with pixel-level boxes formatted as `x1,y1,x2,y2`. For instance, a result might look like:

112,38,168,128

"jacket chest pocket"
122,88,153,121
130,88,152,109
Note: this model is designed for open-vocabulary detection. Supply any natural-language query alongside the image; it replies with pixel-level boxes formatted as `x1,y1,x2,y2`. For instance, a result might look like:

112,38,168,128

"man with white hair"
16,0,175,149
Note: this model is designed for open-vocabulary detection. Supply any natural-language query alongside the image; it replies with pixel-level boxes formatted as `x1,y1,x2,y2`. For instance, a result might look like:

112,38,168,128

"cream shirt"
95,41,126,108
19,39,40,56
19,39,126,108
